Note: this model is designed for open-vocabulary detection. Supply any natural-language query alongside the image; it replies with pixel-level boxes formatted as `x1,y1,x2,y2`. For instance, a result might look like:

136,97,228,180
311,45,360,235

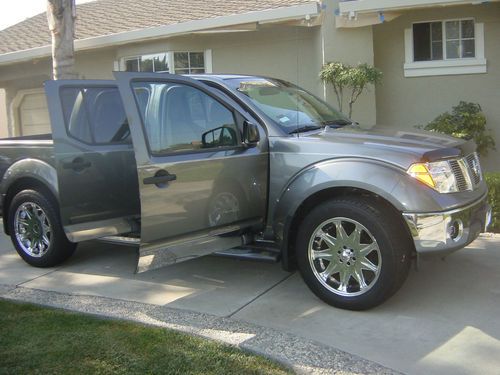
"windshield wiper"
321,119,354,127
288,125,322,134
288,119,355,134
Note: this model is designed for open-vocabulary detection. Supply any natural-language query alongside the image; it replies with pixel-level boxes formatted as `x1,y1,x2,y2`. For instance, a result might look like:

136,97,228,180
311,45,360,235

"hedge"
485,172,500,233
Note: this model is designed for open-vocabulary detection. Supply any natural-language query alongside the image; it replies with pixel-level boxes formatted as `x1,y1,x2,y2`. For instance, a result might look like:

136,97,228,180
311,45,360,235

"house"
0,0,498,170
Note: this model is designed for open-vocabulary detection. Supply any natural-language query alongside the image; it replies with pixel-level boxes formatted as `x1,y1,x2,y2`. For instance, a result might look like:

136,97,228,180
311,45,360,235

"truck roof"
188,74,266,81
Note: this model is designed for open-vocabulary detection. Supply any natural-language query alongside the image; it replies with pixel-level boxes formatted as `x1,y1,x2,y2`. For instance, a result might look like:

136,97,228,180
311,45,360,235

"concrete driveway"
1,231,499,375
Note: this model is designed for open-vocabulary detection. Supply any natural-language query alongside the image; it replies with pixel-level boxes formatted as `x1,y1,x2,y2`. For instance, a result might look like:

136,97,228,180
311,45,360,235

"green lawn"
0,300,292,375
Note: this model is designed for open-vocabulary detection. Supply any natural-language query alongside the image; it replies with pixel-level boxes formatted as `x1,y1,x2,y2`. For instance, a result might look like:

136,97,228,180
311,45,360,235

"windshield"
225,77,350,133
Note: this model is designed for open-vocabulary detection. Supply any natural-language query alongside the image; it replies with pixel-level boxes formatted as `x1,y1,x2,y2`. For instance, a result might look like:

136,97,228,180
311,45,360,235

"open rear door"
114,72,268,272
45,80,140,242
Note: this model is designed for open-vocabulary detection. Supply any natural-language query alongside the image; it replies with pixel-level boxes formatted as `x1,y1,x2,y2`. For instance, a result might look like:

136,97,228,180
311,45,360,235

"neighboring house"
0,0,498,170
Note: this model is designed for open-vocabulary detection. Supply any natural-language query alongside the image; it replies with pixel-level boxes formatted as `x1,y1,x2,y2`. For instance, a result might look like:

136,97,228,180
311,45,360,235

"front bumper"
403,195,491,254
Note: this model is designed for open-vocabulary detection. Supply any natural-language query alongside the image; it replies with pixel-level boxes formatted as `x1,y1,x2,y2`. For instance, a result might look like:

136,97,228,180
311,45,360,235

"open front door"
114,72,268,272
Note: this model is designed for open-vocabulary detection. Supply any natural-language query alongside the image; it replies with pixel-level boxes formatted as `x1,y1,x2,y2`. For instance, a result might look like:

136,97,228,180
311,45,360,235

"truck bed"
0,135,55,174
2,133,52,141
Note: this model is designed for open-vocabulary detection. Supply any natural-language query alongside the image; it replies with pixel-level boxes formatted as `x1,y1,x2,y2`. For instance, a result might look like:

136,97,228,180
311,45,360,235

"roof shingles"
0,0,316,55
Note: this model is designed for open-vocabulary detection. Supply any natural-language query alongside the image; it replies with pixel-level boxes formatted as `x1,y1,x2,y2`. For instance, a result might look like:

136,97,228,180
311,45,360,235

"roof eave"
339,0,499,15
0,2,320,66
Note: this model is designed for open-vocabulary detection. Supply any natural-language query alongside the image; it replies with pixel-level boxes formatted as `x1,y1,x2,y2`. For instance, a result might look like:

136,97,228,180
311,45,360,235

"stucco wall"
319,0,377,125
0,89,7,138
116,26,321,95
0,25,324,136
0,26,321,93
0,48,117,136
374,4,500,171
0,5,380,135
116,20,379,123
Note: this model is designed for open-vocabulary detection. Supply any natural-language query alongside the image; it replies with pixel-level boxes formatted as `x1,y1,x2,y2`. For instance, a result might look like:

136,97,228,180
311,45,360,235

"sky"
0,0,96,31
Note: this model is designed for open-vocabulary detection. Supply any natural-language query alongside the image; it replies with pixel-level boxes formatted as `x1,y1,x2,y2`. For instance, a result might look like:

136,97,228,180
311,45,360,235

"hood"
295,125,474,169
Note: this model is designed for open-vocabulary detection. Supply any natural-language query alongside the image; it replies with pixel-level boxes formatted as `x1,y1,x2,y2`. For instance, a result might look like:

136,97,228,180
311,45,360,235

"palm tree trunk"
47,0,76,80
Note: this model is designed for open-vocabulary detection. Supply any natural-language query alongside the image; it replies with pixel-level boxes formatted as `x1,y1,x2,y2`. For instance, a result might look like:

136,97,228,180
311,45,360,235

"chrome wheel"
308,217,382,297
14,202,52,258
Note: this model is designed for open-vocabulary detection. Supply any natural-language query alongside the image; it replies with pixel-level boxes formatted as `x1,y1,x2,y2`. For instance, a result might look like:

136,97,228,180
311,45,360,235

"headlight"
407,161,459,193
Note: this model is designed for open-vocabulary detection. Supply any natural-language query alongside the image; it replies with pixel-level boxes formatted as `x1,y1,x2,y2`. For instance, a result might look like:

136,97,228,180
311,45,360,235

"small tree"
319,62,348,113
423,101,495,156
320,62,382,118
47,0,76,80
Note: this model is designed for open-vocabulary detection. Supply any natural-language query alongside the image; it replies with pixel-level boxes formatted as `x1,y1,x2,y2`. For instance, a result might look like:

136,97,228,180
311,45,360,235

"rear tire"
296,197,412,310
8,189,76,268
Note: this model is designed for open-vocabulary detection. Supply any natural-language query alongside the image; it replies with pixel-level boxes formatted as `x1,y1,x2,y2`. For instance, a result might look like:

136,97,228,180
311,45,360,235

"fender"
1,158,59,219
1,158,59,197
272,157,450,268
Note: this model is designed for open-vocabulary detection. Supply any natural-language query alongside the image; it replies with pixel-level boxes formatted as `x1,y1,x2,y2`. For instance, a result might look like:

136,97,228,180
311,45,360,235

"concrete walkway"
1,231,499,374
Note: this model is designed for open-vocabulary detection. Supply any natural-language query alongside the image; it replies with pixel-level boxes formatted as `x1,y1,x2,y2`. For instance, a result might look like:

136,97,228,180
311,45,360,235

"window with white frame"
404,18,486,77
124,53,170,72
123,51,207,74
173,52,205,74
413,19,475,61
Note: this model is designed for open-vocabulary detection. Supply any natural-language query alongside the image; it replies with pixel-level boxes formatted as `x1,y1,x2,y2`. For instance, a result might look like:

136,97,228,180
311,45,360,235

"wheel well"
2,178,58,235
283,187,412,271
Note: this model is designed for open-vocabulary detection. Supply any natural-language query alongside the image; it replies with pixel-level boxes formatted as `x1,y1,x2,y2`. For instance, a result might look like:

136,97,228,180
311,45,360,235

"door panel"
114,72,268,269
45,81,140,238
138,149,267,241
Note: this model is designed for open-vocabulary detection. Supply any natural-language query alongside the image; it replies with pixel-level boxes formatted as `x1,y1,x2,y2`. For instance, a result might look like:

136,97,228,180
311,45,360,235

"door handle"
143,171,177,186
62,158,91,171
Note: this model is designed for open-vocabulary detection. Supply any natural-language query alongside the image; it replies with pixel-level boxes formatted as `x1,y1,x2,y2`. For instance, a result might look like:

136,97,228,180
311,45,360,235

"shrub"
423,101,496,156
485,173,500,233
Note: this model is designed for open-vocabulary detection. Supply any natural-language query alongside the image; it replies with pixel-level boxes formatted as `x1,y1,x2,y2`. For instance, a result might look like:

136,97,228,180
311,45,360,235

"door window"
60,87,131,144
131,82,239,155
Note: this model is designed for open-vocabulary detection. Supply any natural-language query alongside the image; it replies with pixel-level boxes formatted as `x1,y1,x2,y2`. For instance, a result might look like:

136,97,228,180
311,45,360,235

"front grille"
449,160,469,191
466,153,482,185
449,152,482,192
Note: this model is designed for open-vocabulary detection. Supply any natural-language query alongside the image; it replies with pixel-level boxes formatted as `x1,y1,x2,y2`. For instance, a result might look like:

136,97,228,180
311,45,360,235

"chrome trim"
64,218,134,242
450,152,482,192
137,234,243,273
97,236,140,246
486,206,492,232
403,196,491,254
213,247,279,263
457,158,473,191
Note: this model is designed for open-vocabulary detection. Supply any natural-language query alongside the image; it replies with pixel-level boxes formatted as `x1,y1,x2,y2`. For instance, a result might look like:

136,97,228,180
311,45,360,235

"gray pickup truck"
0,72,491,310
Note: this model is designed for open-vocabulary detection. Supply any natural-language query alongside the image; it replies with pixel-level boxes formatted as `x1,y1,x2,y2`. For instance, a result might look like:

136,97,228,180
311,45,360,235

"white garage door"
19,92,51,136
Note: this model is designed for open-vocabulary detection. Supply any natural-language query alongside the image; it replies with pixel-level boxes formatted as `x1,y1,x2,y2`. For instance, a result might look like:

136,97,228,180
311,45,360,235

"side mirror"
202,126,238,148
243,121,260,147
202,128,220,148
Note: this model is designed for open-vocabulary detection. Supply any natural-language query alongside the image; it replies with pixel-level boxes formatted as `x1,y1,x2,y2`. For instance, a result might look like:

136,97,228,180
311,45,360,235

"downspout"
321,5,327,100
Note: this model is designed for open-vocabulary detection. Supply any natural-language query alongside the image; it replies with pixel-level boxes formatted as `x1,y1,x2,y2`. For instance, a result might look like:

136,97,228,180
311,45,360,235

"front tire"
8,189,76,268
296,197,412,310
